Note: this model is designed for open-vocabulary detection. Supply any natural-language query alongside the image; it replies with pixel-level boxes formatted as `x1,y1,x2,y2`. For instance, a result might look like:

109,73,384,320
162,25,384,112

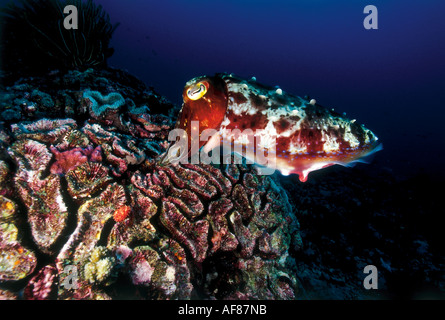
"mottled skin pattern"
175,73,381,182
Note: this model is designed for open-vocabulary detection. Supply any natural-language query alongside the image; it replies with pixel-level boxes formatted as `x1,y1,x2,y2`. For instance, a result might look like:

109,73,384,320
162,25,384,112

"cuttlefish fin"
337,143,383,168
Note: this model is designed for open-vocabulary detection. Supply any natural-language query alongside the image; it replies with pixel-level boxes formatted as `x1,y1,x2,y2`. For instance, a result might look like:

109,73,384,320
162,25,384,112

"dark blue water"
94,0,445,180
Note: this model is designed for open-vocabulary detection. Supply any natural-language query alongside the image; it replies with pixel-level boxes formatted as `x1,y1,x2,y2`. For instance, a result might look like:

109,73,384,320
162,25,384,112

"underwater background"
96,0,445,180
0,0,443,300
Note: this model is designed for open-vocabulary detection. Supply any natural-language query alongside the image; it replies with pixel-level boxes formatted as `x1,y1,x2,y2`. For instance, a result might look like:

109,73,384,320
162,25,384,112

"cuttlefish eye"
186,81,208,100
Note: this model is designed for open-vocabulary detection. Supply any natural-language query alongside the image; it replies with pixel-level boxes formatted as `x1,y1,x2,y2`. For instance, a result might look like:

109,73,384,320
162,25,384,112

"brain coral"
83,90,125,126
0,84,301,299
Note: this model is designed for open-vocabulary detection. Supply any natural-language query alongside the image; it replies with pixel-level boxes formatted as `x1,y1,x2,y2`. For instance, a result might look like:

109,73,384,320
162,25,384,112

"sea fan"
0,0,119,81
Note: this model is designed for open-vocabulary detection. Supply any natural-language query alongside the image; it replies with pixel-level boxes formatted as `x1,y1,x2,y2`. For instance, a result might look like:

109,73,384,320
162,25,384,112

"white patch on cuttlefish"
230,102,258,116
235,133,253,146
255,121,278,150
288,141,308,154
343,126,360,149
321,131,340,153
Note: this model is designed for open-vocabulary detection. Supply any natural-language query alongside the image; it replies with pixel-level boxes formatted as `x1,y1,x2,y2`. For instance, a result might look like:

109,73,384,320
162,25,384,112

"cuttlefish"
160,73,382,182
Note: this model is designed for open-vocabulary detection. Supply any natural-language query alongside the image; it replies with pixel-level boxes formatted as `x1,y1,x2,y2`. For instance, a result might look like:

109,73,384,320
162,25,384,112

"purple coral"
8,140,69,253
50,145,102,174
24,265,58,300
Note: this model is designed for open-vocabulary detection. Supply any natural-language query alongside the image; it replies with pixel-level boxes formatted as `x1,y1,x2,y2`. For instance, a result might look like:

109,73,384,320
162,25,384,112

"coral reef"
11,118,77,144
0,65,300,299
113,205,131,223
0,68,177,123
83,247,116,285
0,161,14,198
1,67,441,301
24,265,58,300
82,123,148,176
0,109,299,299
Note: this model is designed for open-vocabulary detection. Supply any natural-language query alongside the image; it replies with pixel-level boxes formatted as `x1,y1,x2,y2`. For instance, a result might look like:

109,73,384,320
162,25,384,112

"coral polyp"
113,205,131,223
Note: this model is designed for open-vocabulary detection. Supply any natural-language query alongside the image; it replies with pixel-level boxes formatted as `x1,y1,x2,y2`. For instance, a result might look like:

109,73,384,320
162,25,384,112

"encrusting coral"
0,195,37,281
